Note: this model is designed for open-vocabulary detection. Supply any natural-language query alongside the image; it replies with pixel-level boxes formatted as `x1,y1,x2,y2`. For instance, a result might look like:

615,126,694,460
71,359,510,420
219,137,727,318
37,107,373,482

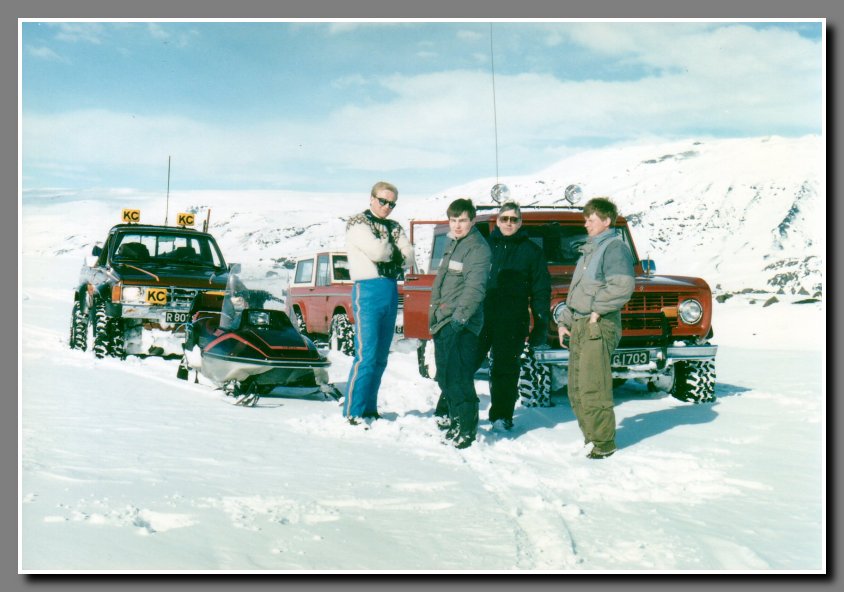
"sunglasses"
498,215,520,224
373,197,397,209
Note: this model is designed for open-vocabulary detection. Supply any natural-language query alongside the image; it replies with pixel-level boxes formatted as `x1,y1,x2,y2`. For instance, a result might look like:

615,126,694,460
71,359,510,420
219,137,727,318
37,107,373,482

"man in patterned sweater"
343,181,415,424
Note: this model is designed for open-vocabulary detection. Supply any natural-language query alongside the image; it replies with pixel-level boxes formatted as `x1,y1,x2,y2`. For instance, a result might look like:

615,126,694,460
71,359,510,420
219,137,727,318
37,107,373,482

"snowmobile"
177,264,341,406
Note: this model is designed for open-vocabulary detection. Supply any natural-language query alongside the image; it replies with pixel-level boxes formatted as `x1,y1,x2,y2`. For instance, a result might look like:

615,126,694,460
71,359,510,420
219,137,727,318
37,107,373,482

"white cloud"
146,23,199,48
563,22,819,79
25,45,67,62
326,22,374,35
457,29,483,42
147,22,169,41
52,22,106,44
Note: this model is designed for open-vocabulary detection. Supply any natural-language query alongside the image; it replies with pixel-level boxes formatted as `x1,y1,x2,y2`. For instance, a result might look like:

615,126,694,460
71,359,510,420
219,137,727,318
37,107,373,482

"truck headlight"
678,299,703,324
552,302,568,325
122,286,147,304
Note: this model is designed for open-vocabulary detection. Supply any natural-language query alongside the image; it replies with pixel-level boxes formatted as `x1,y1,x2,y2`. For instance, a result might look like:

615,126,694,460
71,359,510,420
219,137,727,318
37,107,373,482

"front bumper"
534,343,718,378
117,304,192,329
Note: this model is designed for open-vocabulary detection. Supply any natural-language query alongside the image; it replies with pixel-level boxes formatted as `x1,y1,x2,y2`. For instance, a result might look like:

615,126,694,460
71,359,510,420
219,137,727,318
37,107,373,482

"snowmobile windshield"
219,267,286,330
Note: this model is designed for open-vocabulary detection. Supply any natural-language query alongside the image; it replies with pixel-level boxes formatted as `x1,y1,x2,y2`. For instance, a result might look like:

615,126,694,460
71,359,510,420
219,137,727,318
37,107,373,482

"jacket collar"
581,228,617,254
490,226,528,243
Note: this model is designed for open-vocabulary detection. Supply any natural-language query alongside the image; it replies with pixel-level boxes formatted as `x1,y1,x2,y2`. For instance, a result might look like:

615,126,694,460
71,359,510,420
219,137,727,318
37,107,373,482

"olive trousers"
568,313,621,453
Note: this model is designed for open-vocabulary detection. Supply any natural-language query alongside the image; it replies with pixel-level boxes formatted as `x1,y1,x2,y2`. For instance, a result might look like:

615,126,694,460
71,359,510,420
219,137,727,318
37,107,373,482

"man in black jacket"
477,201,551,431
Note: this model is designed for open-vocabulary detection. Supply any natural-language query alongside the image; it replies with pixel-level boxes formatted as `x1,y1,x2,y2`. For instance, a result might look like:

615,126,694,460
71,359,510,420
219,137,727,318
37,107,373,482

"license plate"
611,350,649,366
146,287,168,305
165,311,190,324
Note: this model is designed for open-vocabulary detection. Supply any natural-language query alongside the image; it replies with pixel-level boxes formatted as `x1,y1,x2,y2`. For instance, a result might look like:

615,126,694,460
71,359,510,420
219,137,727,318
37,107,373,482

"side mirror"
640,259,656,275
91,244,102,257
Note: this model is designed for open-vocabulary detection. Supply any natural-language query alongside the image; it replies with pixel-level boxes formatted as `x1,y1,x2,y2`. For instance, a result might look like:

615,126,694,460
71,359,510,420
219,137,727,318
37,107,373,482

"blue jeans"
343,278,398,418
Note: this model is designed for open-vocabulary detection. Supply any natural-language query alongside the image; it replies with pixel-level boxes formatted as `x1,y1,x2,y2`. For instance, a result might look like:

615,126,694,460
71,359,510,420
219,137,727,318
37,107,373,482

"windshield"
428,222,636,270
219,265,287,330
112,232,225,269
531,223,636,266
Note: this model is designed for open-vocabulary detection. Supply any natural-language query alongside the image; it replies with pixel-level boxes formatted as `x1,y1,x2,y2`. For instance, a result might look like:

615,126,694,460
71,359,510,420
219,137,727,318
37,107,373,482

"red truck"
286,251,405,356
401,204,718,404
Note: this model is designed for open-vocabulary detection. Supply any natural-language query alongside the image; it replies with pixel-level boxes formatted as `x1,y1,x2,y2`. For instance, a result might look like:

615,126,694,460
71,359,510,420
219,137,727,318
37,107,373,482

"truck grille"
622,293,679,331
170,287,202,308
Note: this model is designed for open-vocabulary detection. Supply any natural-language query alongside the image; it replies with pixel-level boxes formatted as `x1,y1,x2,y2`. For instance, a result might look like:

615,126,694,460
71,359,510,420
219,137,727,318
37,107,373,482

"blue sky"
20,19,824,198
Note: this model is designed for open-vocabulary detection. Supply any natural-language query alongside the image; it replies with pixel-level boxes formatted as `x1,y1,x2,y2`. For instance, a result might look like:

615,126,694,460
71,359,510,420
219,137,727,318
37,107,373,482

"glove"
388,242,404,266
528,313,549,347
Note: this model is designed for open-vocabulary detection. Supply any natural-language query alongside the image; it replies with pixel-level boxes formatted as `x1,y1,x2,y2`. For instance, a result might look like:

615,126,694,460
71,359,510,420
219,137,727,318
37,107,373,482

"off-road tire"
293,309,308,336
69,299,88,351
518,344,552,407
329,312,355,356
92,299,126,359
670,360,716,403
417,338,436,379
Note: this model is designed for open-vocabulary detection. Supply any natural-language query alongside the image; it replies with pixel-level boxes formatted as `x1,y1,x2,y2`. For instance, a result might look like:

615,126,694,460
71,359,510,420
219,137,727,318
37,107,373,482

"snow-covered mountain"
423,134,824,298
22,134,824,299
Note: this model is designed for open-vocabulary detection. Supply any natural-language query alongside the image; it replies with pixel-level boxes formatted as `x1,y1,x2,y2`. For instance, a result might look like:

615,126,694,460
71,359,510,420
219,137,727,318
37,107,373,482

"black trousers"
433,323,480,438
476,301,529,422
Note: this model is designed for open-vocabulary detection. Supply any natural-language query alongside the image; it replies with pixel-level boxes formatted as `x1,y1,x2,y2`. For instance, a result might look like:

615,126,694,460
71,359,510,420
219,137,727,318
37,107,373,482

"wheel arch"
291,301,306,321
333,305,354,322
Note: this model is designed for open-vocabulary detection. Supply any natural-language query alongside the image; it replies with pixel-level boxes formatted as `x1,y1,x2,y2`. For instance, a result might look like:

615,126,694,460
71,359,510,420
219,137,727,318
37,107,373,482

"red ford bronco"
402,195,718,404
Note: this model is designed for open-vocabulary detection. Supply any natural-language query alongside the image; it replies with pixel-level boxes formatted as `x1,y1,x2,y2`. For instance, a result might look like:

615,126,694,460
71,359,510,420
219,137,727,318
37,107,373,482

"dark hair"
371,181,398,199
583,197,619,225
499,201,521,218
447,198,476,220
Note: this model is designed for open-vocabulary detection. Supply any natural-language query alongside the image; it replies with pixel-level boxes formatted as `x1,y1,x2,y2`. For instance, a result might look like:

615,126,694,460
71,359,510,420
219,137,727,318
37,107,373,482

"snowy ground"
20,254,825,573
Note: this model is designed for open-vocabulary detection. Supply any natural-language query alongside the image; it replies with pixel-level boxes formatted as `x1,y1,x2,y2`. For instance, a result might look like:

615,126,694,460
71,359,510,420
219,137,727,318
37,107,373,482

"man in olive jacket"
557,197,635,459
429,198,492,449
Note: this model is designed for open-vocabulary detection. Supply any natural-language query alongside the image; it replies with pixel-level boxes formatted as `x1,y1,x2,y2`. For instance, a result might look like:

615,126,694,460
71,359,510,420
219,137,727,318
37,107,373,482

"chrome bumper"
534,344,718,367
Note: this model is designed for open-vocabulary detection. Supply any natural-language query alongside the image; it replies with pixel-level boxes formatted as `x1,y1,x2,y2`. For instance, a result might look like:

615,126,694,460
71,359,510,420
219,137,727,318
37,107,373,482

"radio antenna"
164,155,171,226
489,23,500,185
